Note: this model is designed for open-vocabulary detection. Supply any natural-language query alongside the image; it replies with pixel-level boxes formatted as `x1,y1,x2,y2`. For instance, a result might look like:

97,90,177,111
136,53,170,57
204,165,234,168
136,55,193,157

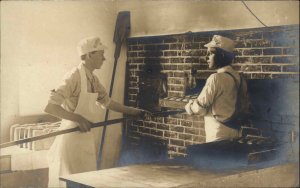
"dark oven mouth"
136,73,206,112
136,71,168,113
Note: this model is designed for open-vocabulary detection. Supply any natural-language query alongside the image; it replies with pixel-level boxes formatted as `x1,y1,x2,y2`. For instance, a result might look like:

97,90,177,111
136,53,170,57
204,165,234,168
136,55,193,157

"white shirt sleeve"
48,69,79,106
191,74,220,115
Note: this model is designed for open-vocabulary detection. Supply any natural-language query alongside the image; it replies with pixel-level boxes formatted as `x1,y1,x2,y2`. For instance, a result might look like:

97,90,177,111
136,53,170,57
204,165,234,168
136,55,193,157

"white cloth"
47,64,104,187
195,66,247,121
77,36,107,56
204,35,235,53
186,66,249,142
48,63,111,112
204,116,239,143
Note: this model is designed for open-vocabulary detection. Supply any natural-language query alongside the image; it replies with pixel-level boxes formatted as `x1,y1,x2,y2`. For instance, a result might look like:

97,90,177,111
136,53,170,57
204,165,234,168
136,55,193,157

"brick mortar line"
128,47,300,53
168,83,185,86
128,94,137,96
244,72,299,74
168,91,185,93
141,125,160,130
131,56,204,58
174,151,187,155
128,55,299,59
128,69,297,74
161,70,188,73
168,138,186,142
234,63,299,66
143,63,203,66
129,40,299,46
236,55,298,57
235,47,300,50
128,49,207,52
128,87,138,89
137,127,165,135
168,151,185,154
139,132,167,140
128,63,207,66
128,63,299,68
128,46,299,50
195,70,299,74
195,70,217,73
143,119,205,123
168,144,186,148
165,130,204,136
167,77,186,80
127,67,195,71
127,55,298,60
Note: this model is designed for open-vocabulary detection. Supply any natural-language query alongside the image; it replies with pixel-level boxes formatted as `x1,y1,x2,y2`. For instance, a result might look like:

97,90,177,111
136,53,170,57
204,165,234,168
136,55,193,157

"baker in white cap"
44,36,145,187
185,35,250,143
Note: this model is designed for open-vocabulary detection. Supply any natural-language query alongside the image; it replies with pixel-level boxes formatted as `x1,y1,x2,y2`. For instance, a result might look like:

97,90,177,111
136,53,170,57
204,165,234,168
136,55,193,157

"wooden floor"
60,162,299,188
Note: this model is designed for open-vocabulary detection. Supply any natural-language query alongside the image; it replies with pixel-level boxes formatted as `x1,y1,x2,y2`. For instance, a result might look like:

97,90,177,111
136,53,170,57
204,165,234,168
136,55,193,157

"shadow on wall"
247,79,299,131
247,78,299,162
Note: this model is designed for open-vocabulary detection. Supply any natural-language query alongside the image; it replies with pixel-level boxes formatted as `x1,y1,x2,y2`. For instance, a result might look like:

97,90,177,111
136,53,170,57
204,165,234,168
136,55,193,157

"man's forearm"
106,100,138,115
44,103,80,122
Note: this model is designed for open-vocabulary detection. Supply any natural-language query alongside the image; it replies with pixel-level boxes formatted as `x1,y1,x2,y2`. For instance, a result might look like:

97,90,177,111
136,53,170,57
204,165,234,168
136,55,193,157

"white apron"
204,116,239,143
48,64,103,187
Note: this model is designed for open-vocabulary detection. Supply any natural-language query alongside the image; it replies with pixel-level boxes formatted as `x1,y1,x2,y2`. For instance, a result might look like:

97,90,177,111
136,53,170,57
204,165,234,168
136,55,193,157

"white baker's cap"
204,35,235,53
77,36,107,56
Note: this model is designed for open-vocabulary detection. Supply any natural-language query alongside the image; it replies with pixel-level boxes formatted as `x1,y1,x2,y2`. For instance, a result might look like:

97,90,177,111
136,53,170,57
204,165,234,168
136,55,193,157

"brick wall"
124,25,299,159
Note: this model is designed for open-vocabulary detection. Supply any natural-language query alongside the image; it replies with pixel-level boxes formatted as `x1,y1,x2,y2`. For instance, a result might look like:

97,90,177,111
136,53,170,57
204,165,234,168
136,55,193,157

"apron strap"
74,64,88,114
78,64,88,93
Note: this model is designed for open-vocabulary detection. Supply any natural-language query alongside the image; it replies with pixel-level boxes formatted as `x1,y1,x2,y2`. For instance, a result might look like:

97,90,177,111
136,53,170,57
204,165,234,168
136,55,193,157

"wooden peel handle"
0,118,125,149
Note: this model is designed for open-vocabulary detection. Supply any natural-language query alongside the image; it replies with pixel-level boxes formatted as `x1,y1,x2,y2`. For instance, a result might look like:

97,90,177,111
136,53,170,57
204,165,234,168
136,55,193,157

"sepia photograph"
0,0,299,187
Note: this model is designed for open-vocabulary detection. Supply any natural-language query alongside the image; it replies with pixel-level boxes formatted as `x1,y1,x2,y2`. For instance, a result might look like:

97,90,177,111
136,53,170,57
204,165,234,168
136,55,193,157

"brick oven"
121,25,299,165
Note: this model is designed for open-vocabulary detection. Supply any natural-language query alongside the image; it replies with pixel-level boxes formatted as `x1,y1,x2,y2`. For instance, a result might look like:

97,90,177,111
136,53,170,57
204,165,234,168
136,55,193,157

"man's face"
206,48,216,69
90,50,105,69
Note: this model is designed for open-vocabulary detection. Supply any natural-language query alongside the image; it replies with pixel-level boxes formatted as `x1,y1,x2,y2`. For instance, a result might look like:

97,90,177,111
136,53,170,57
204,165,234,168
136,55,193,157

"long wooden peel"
0,118,125,149
97,11,131,169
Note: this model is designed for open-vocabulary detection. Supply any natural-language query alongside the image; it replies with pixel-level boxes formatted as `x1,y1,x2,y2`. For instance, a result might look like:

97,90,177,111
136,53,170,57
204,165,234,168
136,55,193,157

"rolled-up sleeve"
192,74,219,115
94,77,111,108
48,70,78,106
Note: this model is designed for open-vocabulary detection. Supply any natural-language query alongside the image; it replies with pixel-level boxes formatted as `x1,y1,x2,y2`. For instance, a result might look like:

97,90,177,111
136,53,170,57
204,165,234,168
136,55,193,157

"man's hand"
140,109,152,119
75,115,92,132
185,100,194,115
129,108,151,119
